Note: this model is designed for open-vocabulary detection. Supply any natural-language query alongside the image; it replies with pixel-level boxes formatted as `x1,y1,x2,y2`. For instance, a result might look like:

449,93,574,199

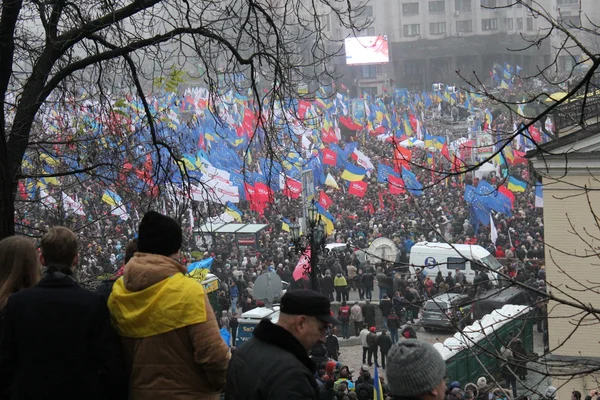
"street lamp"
290,202,326,292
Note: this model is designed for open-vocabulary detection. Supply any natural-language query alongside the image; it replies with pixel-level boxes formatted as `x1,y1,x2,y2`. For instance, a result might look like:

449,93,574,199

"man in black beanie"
136,210,183,257
108,211,230,399
386,339,447,400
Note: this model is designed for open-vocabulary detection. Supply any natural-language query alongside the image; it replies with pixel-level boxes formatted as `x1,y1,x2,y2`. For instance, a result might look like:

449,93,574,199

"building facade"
529,106,600,399
325,0,598,94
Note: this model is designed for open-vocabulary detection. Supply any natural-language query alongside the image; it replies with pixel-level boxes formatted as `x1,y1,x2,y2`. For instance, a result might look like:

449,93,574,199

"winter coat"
334,275,348,287
350,305,363,323
387,313,401,331
379,299,393,317
377,333,393,353
225,320,319,400
0,271,128,400
108,253,230,400
362,303,377,327
367,332,377,348
359,329,370,348
322,276,335,294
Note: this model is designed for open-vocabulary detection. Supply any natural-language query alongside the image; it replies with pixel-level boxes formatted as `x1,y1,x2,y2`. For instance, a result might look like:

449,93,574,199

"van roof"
426,292,465,304
240,305,280,320
412,242,491,259
325,243,347,251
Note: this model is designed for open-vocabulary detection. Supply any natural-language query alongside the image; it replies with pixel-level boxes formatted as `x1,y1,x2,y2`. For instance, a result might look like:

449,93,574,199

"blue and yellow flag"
374,366,384,400
507,176,527,192
341,162,366,182
225,201,243,222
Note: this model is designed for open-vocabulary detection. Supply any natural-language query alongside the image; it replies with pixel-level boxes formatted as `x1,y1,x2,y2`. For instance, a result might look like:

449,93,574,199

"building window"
402,3,420,16
429,22,447,35
403,24,421,37
482,18,498,31
481,0,496,7
504,18,514,30
516,18,523,30
363,5,373,18
429,1,446,13
404,60,420,75
455,0,472,11
367,27,375,35
362,65,377,78
526,17,533,30
560,15,581,27
456,20,473,32
557,0,578,4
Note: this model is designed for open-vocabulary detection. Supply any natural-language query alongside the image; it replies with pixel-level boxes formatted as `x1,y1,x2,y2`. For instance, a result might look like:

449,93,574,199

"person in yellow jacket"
334,272,348,302
108,211,230,400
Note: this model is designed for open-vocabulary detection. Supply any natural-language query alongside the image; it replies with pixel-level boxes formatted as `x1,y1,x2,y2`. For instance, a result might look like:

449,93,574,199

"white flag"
490,214,498,245
61,192,86,216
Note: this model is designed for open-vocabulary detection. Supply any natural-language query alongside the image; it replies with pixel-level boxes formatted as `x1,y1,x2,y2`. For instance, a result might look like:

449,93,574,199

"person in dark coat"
362,269,374,301
356,371,375,400
230,313,239,347
362,300,377,328
0,227,127,400
377,329,393,369
322,271,335,302
379,294,393,328
225,290,340,400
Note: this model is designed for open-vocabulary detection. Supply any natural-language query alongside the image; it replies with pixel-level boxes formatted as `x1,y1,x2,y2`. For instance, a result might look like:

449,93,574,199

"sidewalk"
517,330,552,398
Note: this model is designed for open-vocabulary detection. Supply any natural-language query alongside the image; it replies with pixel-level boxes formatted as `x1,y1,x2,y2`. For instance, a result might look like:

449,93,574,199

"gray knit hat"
387,339,447,397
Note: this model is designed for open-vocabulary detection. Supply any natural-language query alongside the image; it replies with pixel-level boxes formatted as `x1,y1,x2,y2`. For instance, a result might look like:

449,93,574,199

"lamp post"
290,202,326,292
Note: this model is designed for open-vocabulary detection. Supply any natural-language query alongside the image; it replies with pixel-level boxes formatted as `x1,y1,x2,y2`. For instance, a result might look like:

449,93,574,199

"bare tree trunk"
0,176,16,239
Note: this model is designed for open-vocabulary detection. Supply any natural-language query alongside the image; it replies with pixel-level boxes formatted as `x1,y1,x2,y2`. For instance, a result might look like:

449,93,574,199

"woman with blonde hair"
0,236,40,311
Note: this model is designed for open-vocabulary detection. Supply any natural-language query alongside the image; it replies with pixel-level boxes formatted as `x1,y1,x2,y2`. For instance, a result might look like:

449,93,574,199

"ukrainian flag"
374,366,384,400
40,153,59,167
433,136,446,151
507,176,527,192
315,203,336,235
424,134,434,149
281,217,291,232
225,202,243,222
341,163,366,182
102,190,120,207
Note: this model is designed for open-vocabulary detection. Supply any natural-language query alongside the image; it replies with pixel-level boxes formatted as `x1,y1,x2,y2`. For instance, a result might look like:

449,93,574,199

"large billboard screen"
344,36,389,65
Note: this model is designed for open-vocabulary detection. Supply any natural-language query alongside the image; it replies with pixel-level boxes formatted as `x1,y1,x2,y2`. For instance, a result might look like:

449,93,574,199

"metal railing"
552,95,600,134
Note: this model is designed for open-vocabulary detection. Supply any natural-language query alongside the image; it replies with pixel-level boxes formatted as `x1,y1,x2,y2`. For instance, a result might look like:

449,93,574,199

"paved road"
337,324,454,382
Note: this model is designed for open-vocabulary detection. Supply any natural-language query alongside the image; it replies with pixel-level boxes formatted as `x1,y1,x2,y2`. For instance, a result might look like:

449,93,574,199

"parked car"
422,292,472,331
471,286,534,320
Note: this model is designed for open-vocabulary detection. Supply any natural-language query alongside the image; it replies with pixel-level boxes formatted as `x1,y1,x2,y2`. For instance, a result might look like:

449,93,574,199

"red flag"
498,185,515,206
321,127,339,144
254,182,272,203
378,191,385,210
18,181,27,200
319,190,333,209
283,177,302,199
367,203,375,214
339,116,363,131
244,183,256,202
441,143,450,160
409,113,418,130
297,100,312,119
388,175,406,195
394,145,412,172
529,125,541,143
322,148,337,166
348,181,367,197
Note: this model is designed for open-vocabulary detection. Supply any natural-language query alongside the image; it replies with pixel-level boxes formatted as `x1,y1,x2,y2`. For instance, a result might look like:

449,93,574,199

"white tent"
474,162,496,179
399,138,425,148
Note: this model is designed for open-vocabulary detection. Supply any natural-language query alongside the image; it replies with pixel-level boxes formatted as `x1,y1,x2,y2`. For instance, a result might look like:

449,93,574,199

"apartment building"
326,0,596,94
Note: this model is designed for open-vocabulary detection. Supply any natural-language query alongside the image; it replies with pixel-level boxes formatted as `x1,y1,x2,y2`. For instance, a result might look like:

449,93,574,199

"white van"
235,306,280,347
408,242,502,283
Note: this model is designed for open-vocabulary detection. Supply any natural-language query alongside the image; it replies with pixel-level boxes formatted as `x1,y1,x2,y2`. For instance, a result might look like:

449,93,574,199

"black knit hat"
137,211,182,257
